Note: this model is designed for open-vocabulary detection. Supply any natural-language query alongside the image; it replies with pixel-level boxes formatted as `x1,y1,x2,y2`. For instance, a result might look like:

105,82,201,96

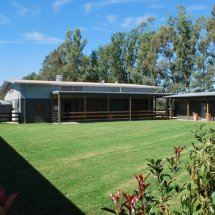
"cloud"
11,1,40,16
121,14,153,28
0,40,21,45
0,14,11,25
83,0,138,13
23,32,63,44
106,15,117,23
93,26,114,33
84,3,93,13
187,5,207,12
121,17,133,28
53,0,71,10
147,4,165,9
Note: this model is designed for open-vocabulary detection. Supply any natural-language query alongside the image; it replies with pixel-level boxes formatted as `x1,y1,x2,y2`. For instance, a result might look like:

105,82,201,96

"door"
200,103,206,119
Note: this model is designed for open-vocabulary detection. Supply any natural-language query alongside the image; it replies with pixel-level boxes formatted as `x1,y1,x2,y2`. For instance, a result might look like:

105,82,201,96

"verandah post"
187,101,189,122
129,96,132,121
58,92,61,124
166,98,169,119
206,100,209,115
84,95,86,120
170,98,173,119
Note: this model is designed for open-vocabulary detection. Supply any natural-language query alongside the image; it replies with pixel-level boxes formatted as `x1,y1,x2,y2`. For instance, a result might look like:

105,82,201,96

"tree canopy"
23,5,215,93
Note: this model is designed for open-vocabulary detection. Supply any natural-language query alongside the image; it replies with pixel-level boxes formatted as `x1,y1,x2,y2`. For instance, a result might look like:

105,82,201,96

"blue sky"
0,0,214,84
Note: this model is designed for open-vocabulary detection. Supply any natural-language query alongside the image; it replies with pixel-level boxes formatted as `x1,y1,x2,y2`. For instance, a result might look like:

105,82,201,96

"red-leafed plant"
0,186,18,215
102,146,185,214
102,173,152,215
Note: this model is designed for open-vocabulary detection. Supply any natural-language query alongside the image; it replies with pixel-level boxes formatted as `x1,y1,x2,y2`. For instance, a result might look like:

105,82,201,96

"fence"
0,112,21,123
52,110,170,123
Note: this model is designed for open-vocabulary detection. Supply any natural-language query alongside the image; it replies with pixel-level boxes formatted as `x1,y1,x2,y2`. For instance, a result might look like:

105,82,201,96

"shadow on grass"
0,137,85,215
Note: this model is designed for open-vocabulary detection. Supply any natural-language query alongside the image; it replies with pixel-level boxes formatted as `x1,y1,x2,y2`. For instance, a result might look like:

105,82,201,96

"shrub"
180,125,215,214
102,125,215,215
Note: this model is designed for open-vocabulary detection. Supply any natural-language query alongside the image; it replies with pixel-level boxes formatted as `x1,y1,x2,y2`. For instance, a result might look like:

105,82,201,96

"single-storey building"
166,92,215,121
0,78,170,123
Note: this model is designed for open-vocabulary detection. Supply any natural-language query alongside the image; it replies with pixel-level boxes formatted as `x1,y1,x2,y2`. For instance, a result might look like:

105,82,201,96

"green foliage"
207,5,215,42
38,28,87,81
39,45,66,80
23,5,215,92
157,6,199,92
180,125,215,214
85,50,99,82
103,147,186,214
103,125,215,215
22,72,41,80
97,45,110,82
108,32,126,83
137,25,159,85
192,16,215,92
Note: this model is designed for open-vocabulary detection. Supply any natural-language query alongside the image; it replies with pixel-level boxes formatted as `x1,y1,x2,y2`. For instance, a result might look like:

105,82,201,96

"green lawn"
0,120,213,214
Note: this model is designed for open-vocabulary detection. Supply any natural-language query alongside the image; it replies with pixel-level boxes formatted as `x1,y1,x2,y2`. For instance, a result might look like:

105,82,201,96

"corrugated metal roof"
4,80,159,89
165,92,215,98
52,91,170,97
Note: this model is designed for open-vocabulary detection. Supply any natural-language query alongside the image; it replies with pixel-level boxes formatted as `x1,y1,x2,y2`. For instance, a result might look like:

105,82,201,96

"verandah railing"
0,112,21,123
52,110,169,123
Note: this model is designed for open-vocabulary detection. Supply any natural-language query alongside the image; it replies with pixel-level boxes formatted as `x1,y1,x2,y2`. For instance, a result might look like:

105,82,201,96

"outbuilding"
166,92,215,121
0,78,170,123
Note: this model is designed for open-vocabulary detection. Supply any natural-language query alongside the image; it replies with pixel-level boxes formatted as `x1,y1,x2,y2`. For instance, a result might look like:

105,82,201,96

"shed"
1,80,171,123
165,92,215,121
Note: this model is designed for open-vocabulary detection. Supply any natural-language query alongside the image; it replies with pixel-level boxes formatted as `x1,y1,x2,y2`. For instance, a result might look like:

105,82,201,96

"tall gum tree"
63,29,87,81
108,32,127,83
156,6,199,93
192,16,215,91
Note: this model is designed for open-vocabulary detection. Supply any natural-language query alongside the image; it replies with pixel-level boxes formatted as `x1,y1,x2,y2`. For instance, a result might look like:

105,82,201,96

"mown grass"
0,120,213,214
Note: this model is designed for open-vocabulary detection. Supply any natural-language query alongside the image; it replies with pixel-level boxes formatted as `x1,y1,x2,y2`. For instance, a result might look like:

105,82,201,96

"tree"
108,32,127,83
23,72,41,80
124,28,139,83
38,28,87,81
192,17,215,91
39,46,65,80
156,6,199,93
154,23,184,93
207,5,215,42
22,5,214,89
97,45,110,82
137,27,160,85
174,6,199,91
61,29,87,81
85,50,100,82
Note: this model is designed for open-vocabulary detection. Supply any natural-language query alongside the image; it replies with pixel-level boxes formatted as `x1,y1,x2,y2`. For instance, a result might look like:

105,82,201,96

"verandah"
51,92,170,123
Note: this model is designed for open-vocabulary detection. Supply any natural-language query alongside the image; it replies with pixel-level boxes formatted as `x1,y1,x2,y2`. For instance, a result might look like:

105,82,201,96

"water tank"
56,75,63,82
12,109,19,122
12,100,18,109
